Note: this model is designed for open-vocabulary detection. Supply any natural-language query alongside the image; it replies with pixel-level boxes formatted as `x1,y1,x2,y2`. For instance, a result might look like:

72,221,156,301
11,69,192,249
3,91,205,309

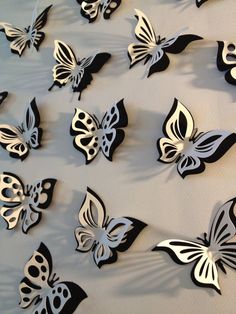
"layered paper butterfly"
77,0,121,23
153,198,236,294
0,172,56,234
75,187,147,268
0,91,8,106
0,5,52,56
196,0,209,7
70,99,128,164
0,98,42,160
217,41,236,85
49,40,111,100
128,9,202,77
157,98,236,178
19,243,87,313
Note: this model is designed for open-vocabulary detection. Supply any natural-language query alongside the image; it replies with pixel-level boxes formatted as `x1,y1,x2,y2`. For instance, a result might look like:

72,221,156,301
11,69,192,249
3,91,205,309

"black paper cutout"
0,91,8,106
19,242,87,313
0,172,56,234
75,187,147,268
153,198,236,294
0,98,42,160
196,0,208,7
77,0,121,23
0,5,52,56
49,40,111,100
217,41,236,86
157,98,236,178
70,99,128,163
128,9,203,77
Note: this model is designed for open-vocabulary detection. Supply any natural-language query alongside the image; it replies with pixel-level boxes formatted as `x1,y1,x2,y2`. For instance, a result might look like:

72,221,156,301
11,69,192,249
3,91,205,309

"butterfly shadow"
157,0,192,10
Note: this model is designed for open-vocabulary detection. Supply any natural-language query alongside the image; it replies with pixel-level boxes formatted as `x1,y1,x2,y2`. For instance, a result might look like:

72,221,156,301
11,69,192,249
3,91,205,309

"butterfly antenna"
93,114,100,128
51,272,60,285
30,0,40,32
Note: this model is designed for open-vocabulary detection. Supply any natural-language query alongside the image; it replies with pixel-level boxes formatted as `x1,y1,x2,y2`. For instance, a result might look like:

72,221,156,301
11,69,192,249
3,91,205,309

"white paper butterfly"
128,9,202,77
0,5,52,56
19,242,87,313
77,0,121,22
0,91,8,106
217,41,236,86
0,172,56,234
153,198,236,294
157,98,236,178
0,98,42,160
75,187,147,268
70,99,128,164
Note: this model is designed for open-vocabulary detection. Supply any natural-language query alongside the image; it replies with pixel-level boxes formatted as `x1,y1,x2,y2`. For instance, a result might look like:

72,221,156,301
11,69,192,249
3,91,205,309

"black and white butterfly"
153,198,236,294
49,40,111,100
0,98,42,160
196,0,209,7
0,172,56,234
75,187,147,268
77,0,121,23
0,91,8,106
0,5,52,56
128,9,202,77
70,99,128,164
19,242,87,313
157,98,236,178
217,41,236,86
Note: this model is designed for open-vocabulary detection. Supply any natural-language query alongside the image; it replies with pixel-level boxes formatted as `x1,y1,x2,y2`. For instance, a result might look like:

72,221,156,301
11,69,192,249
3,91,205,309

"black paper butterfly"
75,187,147,268
196,0,208,7
0,172,56,234
128,9,202,77
19,243,87,313
0,91,8,106
77,0,121,23
157,98,236,178
0,98,42,160
0,5,52,56
49,40,111,100
153,198,236,294
70,99,128,164
217,41,236,86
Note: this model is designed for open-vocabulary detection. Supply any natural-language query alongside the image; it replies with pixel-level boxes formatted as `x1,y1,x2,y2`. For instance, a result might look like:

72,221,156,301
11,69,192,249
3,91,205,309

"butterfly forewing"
102,0,121,20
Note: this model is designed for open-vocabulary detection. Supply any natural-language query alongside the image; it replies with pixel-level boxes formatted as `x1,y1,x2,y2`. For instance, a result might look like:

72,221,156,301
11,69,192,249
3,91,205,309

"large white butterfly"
19,242,87,313
77,0,121,23
157,98,236,178
0,98,42,160
75,187,147,268
0,5,52,56
49,40,111,100
70,99,128,164
196,0,208,7
128,9,202,77
217,41,236,86
153,198,236,294
0,91,8,106
0,172,56,234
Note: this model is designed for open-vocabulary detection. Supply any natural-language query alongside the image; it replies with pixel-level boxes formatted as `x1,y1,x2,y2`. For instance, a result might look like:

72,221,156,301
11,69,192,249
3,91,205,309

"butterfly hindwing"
217,41,236,85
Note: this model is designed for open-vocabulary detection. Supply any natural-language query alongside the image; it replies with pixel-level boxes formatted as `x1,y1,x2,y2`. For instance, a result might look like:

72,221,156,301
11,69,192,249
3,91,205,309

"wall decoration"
157,98,236,178
217,41,236,85
0,98,42,160
70,99,128,164
49,40,111,100
0,91,8,105
77,0,121,23
196,0,208,7
153,198,236,294
128,9,202,77
0,172,56,234
19,242,87,313
0,5,52,56
75,187,147,268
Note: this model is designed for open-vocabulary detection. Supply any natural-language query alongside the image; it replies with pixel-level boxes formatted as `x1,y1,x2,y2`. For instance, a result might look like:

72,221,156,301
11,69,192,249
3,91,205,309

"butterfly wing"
101,99,128,161
0,91,8,105
102,0,121,20
196,0,208,7
70,108,100,164
77,0,102,23
217,41,236,85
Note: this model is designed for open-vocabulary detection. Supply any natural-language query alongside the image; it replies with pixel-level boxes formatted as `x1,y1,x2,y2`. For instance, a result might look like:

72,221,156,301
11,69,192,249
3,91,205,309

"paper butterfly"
0,91,8,106
128,9,202,77
0,172,56,234
49,40,111,100
196,0,208,7
19,242,87,313
153,198,236,294
0,98,42,160
75,187,147,268
70,99,128,164
217,41,236,86
0,5,52,56
77,0,121,23
157,98,236,178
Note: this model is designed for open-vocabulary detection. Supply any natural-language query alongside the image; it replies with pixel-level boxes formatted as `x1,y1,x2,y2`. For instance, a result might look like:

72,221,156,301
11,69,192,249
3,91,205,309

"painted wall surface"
0,0,236,313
